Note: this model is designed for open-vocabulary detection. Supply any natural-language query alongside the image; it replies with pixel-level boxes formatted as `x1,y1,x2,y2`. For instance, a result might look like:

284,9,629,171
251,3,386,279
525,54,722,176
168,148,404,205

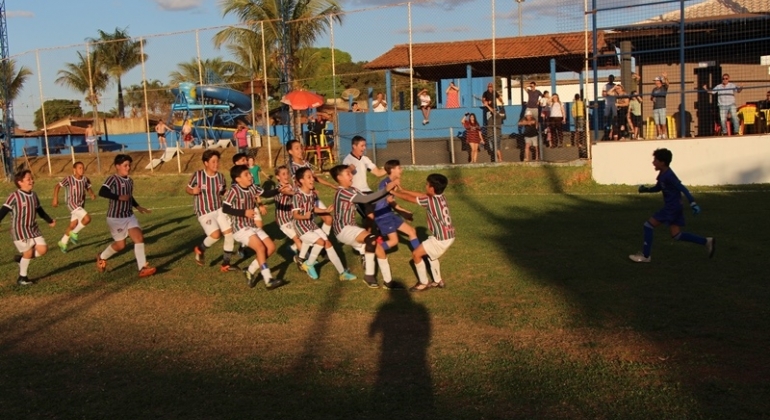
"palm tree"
0,59,33,113
88,27,146,118
215,0,343,137
168,57,249,88
55,51,110,129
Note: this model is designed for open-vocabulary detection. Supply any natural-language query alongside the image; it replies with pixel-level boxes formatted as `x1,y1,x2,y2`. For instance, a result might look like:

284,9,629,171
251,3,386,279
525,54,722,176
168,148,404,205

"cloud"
7,11,35,18
346,0,475,12
153,0,203,11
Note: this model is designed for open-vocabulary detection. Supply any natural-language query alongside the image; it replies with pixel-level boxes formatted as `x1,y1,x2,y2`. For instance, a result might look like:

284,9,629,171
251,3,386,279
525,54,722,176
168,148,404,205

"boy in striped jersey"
96,155,156,278
222,165,288,290
329,165,402,289
187,150,237,271
273,165,303,267
392,174,456,291
293,167,356,281
286,140,334,235
52,161,96,252
0,170,56,285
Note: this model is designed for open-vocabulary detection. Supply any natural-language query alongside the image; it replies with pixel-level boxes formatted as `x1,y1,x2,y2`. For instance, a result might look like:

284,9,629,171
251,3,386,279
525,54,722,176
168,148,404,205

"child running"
374,160,420,253
0,170,56,285
96,154,156,278
329,164,402,289
273,165,303,267
222,164,287,290
392,174,456,291
629,148,715,263
293,167,356,281
52,161,96,252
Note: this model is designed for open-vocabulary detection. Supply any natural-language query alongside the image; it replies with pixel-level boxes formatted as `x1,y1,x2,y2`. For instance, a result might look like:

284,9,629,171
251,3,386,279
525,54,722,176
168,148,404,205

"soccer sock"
643,222,654,258
100,245,118,261
248,259,260,275
72,221,86,234
19,258,31,277
378,258,392,283
299,242,311,260
223,233,234,253
134,243,147,270
409,238,421,250
415,260,430,285
325,246,345,273
365,252,376,276
321,223,332,236
429,258,442,282
261,263,273,283
290,243,298,254
60,234,70,245
306,244,323,266
202,235,218,248
674,232,707,246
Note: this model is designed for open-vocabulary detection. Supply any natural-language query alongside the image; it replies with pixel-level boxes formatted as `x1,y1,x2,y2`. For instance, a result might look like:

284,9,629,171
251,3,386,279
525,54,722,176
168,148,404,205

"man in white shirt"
342,135,387,223
703,74,743,136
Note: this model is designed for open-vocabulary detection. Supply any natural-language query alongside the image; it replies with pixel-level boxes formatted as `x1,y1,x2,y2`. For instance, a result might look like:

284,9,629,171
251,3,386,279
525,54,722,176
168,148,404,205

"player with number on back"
392,173,456,291
629,148,715,263
52,161,96,253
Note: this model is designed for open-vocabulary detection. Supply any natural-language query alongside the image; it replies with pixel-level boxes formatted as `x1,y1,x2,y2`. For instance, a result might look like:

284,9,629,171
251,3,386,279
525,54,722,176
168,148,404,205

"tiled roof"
364,31,604,70
639,0,769,23
19,125,88,138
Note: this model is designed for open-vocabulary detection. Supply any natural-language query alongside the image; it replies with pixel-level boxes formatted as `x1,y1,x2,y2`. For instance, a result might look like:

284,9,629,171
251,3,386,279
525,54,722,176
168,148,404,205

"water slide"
195,86,252,114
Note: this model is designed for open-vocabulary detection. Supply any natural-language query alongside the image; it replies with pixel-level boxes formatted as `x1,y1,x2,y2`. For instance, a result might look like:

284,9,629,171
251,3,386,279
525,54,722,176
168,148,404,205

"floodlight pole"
516,0,525,37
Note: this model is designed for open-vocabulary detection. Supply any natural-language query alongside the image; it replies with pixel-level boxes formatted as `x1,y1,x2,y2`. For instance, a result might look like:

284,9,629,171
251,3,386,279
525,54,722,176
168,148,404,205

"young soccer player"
374,160,420,252
293,167,356,281
96,154,156,278
629,148,715,263
329,164,402,289
0,170,56,285
392,174,456,291
273,165,303,267
52,161,96,252
342,136,387,224
222,164,287,290
187,150,233,269
286,139,334,235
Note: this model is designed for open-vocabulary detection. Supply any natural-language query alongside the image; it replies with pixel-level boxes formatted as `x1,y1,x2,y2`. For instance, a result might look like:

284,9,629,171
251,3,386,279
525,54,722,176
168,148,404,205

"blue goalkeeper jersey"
656,168,694,210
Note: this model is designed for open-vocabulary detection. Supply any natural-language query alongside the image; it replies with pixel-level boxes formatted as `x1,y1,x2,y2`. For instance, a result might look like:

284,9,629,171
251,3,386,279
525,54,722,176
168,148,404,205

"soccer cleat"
265,278,288,290
17,276,33,286
96,255,107,273
339,269,357,281
58,241,68,253
706,237,716,258
383,281,406,290
245,270,259,288
301,262,319,280
293,255,304,271
628,253,651,263
69,232,79,244
360,254,366,268
409,283,431,292
363,275,379,289
138,264,157,278
194,246,205,266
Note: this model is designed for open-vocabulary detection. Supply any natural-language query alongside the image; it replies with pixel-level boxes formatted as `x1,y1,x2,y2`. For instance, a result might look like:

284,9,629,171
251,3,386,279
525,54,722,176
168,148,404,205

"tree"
88,27,146,118
55,51,110,130
168,57,248,88
124,80,175,121
0,59,33,111
301,47,351,98
33,99,83,129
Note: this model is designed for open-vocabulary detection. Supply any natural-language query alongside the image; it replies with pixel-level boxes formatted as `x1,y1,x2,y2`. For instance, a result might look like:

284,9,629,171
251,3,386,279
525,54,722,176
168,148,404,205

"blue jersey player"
629,148,715,263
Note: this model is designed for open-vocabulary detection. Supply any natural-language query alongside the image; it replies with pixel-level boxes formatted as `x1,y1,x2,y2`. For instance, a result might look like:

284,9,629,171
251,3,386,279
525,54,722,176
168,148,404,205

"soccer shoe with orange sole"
96,255,107,273
194,246,205,266
139,264,157,278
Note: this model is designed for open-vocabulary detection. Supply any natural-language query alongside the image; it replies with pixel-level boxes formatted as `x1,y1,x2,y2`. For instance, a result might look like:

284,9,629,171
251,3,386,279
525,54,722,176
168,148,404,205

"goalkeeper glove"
638,185,650,193
690,202,701,215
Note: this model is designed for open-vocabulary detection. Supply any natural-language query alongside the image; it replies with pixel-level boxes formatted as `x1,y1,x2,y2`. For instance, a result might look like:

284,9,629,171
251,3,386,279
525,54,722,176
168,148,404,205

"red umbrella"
281,90,324,110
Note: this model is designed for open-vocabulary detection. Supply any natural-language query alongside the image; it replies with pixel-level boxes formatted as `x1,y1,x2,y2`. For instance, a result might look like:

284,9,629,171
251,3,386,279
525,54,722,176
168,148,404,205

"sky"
5,0,686,129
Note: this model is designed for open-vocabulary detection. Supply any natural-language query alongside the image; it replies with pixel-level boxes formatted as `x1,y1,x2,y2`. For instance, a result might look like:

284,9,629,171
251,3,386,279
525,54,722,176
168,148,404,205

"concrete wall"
592,135,770,186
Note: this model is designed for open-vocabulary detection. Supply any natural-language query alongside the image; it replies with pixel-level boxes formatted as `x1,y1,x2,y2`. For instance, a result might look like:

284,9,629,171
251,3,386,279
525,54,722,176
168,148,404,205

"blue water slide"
196,86,252,114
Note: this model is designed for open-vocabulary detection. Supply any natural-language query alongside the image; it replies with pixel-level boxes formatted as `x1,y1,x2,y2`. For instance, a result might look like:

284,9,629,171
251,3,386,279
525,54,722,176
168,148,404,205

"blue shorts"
652,207,685,226
374,213,404,236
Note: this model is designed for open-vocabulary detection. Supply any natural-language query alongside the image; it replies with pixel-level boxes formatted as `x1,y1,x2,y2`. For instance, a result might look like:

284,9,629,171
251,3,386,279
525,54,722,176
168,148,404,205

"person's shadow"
368,288,434,418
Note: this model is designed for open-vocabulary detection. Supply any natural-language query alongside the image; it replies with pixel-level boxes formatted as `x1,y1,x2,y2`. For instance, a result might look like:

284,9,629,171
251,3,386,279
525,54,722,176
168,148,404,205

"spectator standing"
461,112,484,163
571,94,585,147
418,89,431,125
445,82,460,109
525,82,542,117
651,73,670,139
85,124,98,154
602,74,617,137
372,93,387,112
703,74,743,136
629,91,643,139
182,119,194,148
155,120,170,150
234,123,249,153
539,91,551,145
518,110,539,161
350,102,364,113
549,94,566,147
610,84,630,140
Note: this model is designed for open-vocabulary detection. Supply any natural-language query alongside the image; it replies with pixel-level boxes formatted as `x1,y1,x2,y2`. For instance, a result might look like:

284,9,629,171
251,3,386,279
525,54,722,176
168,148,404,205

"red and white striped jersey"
59,175,91,211
3,190,44,241
292,189,319,236
274,183,297,226
187,170,226,217
103,175,134,218
223,184,264,232
417,194,456,241
332,186,361,236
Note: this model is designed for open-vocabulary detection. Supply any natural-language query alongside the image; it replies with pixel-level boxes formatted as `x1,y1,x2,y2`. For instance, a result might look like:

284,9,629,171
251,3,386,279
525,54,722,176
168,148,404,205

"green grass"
0,165,768,419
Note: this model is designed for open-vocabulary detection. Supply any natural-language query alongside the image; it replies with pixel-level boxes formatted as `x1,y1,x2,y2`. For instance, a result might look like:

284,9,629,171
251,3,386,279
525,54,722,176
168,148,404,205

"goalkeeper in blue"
629,148,715,263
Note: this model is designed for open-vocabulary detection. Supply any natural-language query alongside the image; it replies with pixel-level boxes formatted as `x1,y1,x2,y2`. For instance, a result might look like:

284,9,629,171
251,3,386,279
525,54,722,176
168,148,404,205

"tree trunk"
117,77,124,118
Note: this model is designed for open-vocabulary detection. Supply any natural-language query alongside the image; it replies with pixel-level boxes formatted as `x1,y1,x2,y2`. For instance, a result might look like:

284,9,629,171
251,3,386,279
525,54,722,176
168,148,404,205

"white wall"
592,135,770,186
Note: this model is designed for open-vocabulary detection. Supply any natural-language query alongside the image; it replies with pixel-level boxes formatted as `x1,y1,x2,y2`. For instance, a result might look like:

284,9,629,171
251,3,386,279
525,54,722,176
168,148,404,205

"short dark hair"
653,148,673,166
351,135,366,147
14,169,32,187
286,139,301,150
232,153,248,164
230,164,250,182
295,167,313,183
113,154,132,166
275,165,288,176
426,173,448,194
202,149,220,163
529,81,536,86
330,164,349,182
73,161,84,168
384,160,400,174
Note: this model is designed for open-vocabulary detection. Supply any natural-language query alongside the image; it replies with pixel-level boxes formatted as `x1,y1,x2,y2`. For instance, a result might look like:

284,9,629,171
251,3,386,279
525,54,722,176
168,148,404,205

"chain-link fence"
4,0,768,176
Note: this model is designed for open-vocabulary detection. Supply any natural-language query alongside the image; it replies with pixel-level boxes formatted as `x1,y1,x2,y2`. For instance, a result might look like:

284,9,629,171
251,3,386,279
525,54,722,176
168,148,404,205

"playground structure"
169,82,257,147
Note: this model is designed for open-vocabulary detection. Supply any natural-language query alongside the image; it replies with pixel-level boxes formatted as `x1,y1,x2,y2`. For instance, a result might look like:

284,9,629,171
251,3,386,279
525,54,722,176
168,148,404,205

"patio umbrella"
281,90,324,110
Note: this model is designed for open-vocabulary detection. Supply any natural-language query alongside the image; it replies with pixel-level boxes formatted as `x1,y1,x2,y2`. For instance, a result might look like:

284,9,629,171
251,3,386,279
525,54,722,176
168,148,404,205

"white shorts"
233,227,269,247
70,207,88,222
14,236,47,253
336,225,365,254
279,222,298,240
107,216,141,241
198,211,223,236
216,208,232,232
422,236,455,261
300,229,328,246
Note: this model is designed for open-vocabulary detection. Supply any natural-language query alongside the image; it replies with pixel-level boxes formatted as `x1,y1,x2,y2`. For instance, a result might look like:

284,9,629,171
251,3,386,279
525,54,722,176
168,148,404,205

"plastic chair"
738,105,757,135
305,122,335,171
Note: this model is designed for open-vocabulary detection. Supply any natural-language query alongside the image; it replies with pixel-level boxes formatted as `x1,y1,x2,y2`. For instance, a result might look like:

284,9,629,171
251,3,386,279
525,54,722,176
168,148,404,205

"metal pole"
139,38,153,173
517,0,524,37
449,127,455,164
34,49,51,174
584,0,592,157
407,2,415,165
679,0,686,139
591,0,600,143
195,29,208,142
261,22,272,166
176,133,182,173
249,47,258,148
85,42,100,143
491,0,497,159
330,15,339,163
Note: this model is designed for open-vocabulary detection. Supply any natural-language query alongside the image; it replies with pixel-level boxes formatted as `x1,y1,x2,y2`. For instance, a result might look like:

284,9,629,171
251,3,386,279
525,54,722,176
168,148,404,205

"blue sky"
6,0,684,128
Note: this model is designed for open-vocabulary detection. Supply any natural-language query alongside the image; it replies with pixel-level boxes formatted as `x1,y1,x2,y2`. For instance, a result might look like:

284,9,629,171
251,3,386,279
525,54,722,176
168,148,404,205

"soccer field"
1,166,768,419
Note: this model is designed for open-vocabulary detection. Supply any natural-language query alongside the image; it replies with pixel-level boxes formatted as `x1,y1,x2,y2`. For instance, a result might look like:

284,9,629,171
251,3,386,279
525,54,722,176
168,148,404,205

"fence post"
140,37,154,173
34,49,51,175
449,127,455,164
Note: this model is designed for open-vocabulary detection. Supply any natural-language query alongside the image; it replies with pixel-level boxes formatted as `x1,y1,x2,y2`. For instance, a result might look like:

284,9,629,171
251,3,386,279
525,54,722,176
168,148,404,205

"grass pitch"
0,165,768,419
